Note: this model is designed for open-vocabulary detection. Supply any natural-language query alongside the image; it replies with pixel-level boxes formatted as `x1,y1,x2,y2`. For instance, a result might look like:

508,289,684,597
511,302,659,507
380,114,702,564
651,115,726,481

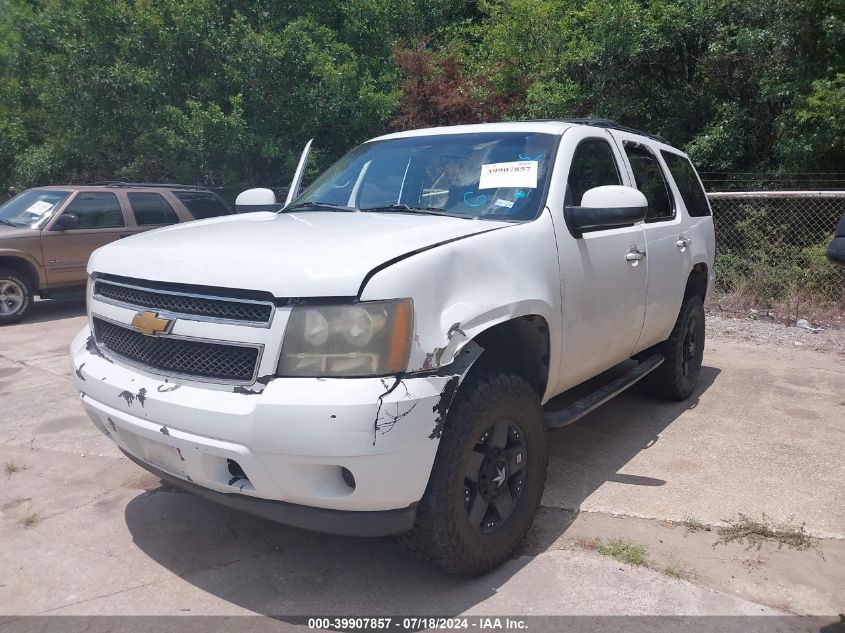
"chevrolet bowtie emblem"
131,311,173,336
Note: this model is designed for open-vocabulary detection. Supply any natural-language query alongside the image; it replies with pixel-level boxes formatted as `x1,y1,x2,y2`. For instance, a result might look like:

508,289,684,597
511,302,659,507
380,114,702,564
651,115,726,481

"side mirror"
53,213,79,231
826,212,845,267
565,185,648,236
235,188,278,213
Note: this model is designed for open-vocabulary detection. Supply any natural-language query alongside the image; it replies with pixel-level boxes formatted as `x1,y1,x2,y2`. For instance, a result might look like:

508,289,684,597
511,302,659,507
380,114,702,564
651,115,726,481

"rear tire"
645,294,705,400
399,374,548,576
0,268,33,325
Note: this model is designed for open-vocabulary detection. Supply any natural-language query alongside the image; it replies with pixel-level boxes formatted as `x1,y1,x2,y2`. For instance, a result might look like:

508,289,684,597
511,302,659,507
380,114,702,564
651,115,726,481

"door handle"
676,236,691,249
626,248,645,262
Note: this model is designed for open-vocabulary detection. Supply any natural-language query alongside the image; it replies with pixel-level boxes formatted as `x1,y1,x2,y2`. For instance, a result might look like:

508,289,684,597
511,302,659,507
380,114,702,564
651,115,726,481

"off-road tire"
645,294,705,400
399,374,548,576
0,268,33,325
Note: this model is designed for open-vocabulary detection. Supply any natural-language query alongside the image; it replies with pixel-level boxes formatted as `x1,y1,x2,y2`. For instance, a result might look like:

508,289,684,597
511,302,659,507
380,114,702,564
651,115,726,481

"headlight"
277,299,413,377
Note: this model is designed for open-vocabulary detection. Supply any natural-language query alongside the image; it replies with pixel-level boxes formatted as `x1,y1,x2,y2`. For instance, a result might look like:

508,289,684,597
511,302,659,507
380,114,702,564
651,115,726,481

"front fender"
359,213,563,399
0,247,46,288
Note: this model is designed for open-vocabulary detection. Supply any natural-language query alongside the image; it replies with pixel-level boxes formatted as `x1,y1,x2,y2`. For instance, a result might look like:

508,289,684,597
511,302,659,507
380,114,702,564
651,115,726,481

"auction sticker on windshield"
25,200,55,216
479,161,537,190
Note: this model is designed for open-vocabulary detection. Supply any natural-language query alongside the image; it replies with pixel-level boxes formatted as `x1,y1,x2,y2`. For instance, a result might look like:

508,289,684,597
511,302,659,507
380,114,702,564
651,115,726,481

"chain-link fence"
706,191,845,320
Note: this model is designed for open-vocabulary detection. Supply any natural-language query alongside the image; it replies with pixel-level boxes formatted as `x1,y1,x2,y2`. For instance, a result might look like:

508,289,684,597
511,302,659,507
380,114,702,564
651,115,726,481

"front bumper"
72,326,471,536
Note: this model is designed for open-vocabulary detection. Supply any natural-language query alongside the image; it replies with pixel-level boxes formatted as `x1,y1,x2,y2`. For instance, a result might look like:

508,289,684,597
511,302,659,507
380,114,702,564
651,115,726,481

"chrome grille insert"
92,316,262,384
94,279,274,326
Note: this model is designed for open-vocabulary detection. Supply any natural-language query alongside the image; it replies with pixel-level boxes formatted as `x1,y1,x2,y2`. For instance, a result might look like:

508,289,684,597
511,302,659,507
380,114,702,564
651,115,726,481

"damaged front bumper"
71,326,476,537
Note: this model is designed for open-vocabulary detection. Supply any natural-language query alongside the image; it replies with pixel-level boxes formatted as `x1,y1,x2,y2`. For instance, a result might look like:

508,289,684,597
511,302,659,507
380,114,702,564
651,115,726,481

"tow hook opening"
340,467,356,490
227,458,251,487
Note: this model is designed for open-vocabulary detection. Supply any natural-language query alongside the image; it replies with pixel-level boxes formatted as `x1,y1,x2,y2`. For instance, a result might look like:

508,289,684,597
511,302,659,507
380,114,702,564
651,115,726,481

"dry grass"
19,505,41,529
663,564,695,581
575,536,600,551
4,459,25,477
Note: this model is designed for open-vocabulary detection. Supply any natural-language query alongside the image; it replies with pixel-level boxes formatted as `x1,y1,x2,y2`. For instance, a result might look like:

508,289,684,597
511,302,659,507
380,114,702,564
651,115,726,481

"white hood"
89,211,510,297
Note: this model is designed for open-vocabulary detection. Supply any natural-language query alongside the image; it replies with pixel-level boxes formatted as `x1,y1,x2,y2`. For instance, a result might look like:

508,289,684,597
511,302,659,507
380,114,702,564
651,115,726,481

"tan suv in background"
0,182,233,324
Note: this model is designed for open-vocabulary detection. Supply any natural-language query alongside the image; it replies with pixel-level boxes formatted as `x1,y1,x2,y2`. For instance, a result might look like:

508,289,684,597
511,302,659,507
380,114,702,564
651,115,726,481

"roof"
369,120,576,142
369,118,671,146
28,182,210,191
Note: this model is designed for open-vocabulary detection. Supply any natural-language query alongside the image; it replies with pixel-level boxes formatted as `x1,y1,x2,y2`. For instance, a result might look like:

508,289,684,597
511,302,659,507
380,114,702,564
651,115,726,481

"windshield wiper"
0,218,19,227
284,201,358,213
361,204,448,216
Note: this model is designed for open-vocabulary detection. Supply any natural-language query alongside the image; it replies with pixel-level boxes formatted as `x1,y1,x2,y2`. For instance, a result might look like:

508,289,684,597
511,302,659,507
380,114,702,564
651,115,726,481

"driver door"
551,127,648,390
41,191,132,287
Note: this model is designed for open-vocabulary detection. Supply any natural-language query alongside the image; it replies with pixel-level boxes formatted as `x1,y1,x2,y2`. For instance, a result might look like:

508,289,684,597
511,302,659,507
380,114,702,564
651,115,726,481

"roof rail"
521,118,670,145
91,181,209,190
561,118,670,145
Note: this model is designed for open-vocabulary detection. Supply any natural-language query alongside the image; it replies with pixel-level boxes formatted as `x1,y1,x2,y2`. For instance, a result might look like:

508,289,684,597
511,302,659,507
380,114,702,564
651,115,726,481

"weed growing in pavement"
4,459,24,477
714,513,822,557
683,516,711,533
595,538,651,567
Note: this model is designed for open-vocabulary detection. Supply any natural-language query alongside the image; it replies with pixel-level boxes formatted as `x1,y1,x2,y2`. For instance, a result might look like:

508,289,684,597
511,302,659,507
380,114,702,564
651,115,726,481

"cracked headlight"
277,299,413,377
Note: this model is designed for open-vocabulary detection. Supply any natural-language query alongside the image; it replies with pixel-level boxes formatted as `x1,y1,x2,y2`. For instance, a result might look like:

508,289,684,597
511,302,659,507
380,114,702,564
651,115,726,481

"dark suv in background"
0,182,233,324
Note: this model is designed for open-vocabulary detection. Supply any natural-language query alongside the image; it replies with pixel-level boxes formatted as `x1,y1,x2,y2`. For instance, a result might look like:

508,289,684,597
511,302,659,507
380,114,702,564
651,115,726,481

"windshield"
289,132,558,221
0,190,71,228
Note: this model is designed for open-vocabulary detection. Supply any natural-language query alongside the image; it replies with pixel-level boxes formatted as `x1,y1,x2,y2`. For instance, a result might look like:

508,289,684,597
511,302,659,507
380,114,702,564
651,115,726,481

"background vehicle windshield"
0,190,70,228
291,132,558,221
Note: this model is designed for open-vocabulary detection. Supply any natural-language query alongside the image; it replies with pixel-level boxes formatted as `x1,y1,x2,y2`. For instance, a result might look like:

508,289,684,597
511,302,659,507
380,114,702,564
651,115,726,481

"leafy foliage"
0,0,843,195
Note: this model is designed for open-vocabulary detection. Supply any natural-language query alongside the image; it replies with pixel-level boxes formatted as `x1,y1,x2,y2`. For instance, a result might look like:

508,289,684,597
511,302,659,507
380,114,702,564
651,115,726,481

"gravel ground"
706,309,845,355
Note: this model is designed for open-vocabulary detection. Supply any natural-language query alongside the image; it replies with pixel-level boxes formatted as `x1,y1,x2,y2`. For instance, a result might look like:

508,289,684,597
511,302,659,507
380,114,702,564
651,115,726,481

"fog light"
341,467,356,489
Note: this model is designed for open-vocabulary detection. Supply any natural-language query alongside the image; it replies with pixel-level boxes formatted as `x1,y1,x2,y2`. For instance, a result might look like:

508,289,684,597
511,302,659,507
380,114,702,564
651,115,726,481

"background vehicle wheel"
399,373,548,576
0,269,33,325
645,294,705,400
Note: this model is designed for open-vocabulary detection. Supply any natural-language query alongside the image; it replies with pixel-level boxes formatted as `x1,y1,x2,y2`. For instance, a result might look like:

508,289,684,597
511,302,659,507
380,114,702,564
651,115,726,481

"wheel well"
685,263,708,302
0,256,38,289
470,315,550,398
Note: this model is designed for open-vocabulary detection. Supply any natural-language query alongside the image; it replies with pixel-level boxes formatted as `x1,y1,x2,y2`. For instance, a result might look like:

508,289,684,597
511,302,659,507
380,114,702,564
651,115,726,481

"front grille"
94,280,273,325
92,317,260,383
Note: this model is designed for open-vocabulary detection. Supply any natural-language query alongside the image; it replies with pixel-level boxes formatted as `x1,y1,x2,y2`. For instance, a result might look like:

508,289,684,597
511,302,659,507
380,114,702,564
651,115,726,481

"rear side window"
566,139,621,205
128,192,179,226
624,143,673,221
62,192,125,229
661,151,711,217
173,191,232,220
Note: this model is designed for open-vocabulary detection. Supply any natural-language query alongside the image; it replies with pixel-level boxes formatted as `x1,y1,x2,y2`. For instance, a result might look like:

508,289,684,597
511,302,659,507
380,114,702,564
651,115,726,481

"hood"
0,224,40,241
88,211,510,297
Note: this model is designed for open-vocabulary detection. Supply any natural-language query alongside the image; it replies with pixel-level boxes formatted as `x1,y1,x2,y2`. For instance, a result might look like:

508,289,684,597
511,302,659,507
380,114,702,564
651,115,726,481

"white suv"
71,120,715,575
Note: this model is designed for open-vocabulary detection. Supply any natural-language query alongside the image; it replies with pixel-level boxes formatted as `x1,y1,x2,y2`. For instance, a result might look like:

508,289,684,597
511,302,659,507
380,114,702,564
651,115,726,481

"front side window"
566,139,622,205
128,192,180,226
624,143,674,221
0,190,71,228
61,192,125,229
290,132,559,221
173,191,232,220
661,151,711,217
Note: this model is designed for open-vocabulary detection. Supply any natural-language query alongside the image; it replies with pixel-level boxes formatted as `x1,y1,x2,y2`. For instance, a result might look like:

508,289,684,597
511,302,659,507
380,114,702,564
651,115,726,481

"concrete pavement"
1,299,843,616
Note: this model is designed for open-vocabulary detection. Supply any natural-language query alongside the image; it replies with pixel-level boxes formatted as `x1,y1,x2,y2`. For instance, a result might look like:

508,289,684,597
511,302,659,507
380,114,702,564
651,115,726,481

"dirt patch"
705,310,845,354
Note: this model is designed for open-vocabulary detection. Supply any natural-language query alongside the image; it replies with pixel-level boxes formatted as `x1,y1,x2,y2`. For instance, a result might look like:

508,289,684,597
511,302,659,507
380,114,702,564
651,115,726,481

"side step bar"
544,354,664,429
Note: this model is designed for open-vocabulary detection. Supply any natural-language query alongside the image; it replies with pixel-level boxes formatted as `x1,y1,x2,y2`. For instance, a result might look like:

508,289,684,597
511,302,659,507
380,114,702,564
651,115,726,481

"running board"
544,354,664,429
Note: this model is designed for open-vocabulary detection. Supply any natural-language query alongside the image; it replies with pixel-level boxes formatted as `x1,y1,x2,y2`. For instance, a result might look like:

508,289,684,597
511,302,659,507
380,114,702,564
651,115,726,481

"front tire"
645,294,705,400
0,269,33,325
400,374,548,576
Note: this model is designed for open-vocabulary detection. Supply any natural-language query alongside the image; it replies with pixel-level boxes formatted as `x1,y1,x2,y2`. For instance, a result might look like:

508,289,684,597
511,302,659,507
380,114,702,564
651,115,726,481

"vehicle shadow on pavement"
123,366,720,616
524,365,720,554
